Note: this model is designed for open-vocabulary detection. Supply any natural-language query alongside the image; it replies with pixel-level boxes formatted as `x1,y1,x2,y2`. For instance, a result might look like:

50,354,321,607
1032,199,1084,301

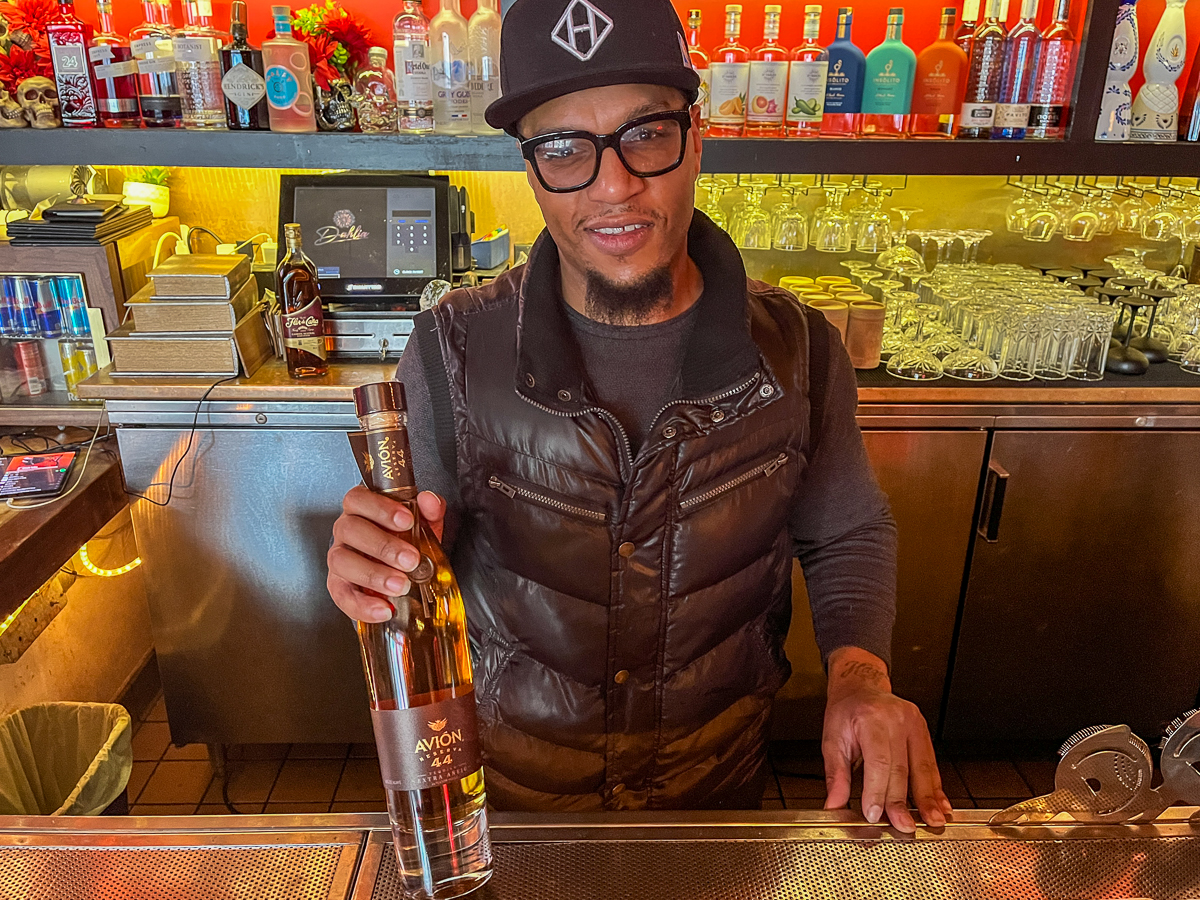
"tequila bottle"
746,5,788,136
47,0,99,127
220,0,268,130
860,7,916,137
1027,0,1077,139
131,0,182,127
1095,0,1138,140
262,5,317,132
468,0,501,134
910,7,968,138
686,9,711,132
993,0,1041,138
173,0,227,129
1130,0,1188,141
708,4,750,137
430,0,470,135
820,7,866,138
89,0,141,127
958,0,1008,138
785,4,828,137
1179,37,1200,139
354,46,398,133
394,0,435,133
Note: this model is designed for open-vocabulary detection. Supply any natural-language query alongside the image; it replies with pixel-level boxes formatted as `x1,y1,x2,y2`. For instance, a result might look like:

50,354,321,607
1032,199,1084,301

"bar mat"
855,361,1200,389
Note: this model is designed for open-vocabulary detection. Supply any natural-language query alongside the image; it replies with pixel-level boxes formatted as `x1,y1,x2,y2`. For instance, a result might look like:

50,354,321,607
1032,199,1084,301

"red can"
15,340,49,396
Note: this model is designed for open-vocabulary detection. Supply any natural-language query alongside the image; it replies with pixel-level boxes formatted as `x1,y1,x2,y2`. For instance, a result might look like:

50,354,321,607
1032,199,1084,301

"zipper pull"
488,475,516,498
764,453,788,477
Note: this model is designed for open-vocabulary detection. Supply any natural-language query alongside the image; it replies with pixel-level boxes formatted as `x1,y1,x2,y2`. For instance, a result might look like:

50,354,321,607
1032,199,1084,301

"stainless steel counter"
1,809,1198,900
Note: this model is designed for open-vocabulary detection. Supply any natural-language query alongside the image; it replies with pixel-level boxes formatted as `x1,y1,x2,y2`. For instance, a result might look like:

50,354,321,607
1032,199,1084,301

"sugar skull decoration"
0,84,27,126
16,75,60,128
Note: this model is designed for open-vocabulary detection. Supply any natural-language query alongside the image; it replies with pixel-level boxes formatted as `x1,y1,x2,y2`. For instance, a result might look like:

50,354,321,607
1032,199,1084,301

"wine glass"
1095,190,1120,235
961,229,992,263
1117,189,1146,233
773,203,808,251
1063,191,1101,242
854,191,892,254
1022,190,1061,242
735,188,772,250
1141,196,1179,243
814,182,853,253
1005,185,1034,234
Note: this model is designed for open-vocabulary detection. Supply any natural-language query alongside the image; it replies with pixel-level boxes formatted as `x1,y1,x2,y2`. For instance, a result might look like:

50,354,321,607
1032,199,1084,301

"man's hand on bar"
327,486,447,623
821,646,952,834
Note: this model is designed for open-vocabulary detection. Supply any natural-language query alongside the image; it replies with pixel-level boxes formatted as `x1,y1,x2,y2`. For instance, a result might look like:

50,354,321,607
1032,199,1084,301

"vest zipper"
516,393,634,478
679,452,789,511
488,475,608,523
645,371,764,443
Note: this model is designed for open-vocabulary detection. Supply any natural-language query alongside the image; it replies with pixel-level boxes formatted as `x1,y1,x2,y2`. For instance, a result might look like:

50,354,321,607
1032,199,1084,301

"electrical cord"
187,226,227,254
152,231,182,269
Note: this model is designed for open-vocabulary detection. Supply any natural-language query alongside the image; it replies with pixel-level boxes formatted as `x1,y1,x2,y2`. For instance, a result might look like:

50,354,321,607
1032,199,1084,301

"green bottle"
860,7,916,137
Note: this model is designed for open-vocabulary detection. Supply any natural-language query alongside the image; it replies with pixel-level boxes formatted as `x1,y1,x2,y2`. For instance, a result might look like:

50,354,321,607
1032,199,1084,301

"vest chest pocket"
487,474,608,523
678,452,790,514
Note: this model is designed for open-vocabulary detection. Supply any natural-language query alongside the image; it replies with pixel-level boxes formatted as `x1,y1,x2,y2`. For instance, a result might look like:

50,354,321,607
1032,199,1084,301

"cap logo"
551,0,614,62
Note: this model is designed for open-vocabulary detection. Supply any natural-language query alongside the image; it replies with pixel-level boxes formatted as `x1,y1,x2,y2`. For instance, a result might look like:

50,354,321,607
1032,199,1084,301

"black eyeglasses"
519,109,693,194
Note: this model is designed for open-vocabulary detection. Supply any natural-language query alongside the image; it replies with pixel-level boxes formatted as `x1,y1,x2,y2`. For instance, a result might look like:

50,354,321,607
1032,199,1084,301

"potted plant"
122,166,170,218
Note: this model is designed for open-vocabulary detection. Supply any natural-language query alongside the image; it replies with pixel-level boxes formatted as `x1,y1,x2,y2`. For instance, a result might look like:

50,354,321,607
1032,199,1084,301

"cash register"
277,173,453,359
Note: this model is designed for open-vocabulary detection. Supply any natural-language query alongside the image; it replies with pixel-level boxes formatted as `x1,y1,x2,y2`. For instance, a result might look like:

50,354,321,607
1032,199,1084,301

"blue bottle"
33,277,63,338
53,276,92,337
821,7,867,137
9,277,40,337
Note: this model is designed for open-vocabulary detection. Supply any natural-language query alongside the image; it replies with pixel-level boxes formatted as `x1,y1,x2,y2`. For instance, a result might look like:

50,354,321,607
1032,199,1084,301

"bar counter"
2,809,1198,899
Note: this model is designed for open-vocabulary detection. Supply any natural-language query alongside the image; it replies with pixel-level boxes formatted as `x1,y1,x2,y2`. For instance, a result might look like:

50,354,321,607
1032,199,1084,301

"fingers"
417,491,447,542
333,512,421,572
822,738,854,811
857,722,893,827
327,541,410,608
908,722,950,828
882,730,915,834
343,484,415,531
327,572,394,623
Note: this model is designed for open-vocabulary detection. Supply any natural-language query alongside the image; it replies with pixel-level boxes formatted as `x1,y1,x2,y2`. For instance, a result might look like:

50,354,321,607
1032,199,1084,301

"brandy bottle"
276,223,328,379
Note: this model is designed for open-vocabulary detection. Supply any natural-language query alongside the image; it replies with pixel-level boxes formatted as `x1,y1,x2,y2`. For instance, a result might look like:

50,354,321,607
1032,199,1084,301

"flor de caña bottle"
350,381,493,900
276,223,328,378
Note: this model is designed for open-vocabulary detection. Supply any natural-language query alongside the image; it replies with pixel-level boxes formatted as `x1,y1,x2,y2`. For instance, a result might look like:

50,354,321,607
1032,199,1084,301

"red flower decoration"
300,31,341,91
0,41,51,94
320,9,373,74
0,0,55,43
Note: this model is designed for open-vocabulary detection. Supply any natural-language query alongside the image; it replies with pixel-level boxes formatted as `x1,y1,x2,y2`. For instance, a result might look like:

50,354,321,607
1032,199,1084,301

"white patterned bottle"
1130,0,1188,140
1095,0,1138,140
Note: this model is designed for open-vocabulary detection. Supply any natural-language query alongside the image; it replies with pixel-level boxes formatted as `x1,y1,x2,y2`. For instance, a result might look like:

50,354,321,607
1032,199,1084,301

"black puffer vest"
429,212,817,811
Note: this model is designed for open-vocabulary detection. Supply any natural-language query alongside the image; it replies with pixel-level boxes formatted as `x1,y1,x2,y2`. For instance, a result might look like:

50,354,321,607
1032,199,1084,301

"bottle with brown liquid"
276,223,328,378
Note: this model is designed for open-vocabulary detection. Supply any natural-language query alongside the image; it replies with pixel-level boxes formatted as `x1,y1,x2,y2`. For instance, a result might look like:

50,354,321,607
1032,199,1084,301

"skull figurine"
17,76,61,128
0,85,27,127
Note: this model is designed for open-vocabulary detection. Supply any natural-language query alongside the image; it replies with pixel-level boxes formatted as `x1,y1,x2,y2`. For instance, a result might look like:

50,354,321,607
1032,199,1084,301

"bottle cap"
354,381,408,418
231,0,247,26
368,45,388,63
726,4,742,12
805,4,821,12
765,4,782,12
889,7,903,14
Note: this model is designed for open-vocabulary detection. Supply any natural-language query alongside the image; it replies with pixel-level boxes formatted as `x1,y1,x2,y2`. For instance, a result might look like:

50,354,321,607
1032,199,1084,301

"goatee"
583,266,674,325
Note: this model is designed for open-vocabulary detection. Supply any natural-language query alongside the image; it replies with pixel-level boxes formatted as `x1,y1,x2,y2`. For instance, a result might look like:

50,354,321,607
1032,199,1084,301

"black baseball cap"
485,0,701,135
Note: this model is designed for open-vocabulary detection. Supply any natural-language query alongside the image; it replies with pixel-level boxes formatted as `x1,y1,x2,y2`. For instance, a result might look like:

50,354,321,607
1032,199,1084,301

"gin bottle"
860,7,916,137
89,0,141,127
354,46,399,133
1129,0,1188,141
468,0,501,134
708,4,750,137
173,0,227,129
220,0,268,130
1095,0,1138,140
394,0,435,133
350,380,493,900
958,0,1008,138
993,0,1040,139
47,0,100,127
910,7,969,138
1027,0,1077,139
262,6,317,133
686,9,711,132
131,0,182,127
785,5,828,137
820,7,866,138
430,0,470,135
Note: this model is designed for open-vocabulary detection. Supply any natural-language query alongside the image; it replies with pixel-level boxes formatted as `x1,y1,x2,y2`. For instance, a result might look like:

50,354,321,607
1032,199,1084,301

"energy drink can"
0,276,15,337
15,340,49,396
33,277,64,337
53,276,92,337
59,340,85,399
8,277,39,337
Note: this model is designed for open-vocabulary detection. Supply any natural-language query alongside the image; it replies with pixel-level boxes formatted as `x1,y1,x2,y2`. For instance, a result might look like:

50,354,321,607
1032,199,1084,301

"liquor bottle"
956,0,981,58
263,5,317,133
958,0,1008,138
173,0,227,129
431,0,470,134
88,0,141,127
820,7,866,138
468,0,501,134
1095,0,1138,140
1027,0,1077,139
276,223,328,379
220,0,267,130
131,0,182,127
708,4,750,137
993,0,1040,138
785,5,828,137
394,0,435,134
910,7,968,138
47,0,100,127
860,7,916,137
746,5,788,136
348,381,492,900
1179,40,1200,138
354,46,399,133
686,9,711,132
1129,0,1188,141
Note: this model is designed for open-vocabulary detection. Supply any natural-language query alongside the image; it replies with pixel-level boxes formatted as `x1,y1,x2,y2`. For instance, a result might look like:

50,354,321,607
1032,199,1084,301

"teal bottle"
820,7,867,137
861,7,917,137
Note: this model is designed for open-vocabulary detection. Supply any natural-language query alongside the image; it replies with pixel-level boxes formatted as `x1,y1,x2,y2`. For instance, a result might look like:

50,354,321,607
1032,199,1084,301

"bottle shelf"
3,127,1199,175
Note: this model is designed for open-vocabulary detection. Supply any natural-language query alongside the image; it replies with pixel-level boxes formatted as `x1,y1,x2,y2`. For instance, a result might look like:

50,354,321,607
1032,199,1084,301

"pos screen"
0,452,77,498
279,174,451,302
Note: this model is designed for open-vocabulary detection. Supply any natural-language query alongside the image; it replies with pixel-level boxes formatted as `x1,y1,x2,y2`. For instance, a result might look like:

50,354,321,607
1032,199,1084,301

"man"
328,0,950,831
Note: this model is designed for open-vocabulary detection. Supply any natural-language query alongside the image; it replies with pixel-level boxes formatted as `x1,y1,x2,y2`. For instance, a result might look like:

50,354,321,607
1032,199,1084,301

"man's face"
518,84,703,301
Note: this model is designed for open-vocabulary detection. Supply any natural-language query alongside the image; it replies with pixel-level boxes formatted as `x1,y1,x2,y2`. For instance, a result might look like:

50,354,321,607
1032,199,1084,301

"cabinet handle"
977,461,1010,543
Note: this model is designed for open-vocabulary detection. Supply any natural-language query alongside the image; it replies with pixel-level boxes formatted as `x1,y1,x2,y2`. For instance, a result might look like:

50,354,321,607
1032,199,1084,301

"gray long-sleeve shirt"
394,292,896,669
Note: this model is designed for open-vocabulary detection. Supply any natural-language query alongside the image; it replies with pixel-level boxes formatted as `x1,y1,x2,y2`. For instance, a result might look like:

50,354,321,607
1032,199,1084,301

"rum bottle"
394,0,435,133
820,7,866,138
430,0,470,135
220,0,268,130
173,0,227,129
47,0,100,127
1027,0,1077,139
686,9,711,132
708,4,750,137
131,0,182,127
276,223,328,379
468,0,501,134
350,380,493,900
860,7,916,137
785,4,828,137
89,0,141,127
993,0,1041,138
263,5,317,133
746,5,788,136
910,7,968,138
958,0,1008,138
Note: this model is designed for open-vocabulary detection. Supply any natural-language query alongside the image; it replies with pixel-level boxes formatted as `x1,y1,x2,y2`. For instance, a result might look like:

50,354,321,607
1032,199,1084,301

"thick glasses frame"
519,109,693,193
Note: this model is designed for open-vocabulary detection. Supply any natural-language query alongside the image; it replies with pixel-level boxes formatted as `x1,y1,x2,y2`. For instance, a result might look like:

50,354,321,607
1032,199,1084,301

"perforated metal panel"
367,831,1200,900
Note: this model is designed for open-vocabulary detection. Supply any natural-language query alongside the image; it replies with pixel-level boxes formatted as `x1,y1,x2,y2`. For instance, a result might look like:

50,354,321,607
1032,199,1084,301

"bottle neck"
274,17,293,37
804,15,820,40
688,23,701,47
938,14,955,39
886,18,903,40
724,11,740,42
984,0,1004,21
230,22,249,44
185,2,211,28
97,3,116,33
286,237,303,253
836,15,852,41
153,0,172,27
1019,0,1038,20
1053,0,1070,22
441,0,462,12
356,410,420,503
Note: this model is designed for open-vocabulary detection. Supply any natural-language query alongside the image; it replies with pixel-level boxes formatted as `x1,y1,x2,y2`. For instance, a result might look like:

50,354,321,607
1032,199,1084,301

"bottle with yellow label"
746,5,788,136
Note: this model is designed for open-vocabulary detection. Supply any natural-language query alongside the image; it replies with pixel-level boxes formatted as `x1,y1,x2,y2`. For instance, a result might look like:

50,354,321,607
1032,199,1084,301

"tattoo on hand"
838,660,889,689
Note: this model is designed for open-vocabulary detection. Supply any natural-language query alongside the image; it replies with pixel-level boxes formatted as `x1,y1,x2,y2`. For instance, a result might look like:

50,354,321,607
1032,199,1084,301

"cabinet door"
774,430,987,738
943,430,1200,741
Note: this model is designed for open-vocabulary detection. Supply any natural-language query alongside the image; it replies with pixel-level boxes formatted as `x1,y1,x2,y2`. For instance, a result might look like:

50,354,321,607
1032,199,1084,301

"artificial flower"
0,40,50,93
0,0,54,46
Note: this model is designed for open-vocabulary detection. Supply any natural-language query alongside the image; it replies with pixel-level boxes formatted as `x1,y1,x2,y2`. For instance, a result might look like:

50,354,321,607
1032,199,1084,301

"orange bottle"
909,7,969,138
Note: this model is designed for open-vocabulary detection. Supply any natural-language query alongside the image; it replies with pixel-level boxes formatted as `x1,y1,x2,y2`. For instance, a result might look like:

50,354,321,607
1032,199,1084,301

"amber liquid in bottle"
351,382,493,900
276,223,328,378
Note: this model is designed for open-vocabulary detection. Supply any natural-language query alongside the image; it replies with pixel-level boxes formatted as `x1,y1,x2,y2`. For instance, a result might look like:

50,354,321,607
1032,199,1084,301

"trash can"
0,702,133,816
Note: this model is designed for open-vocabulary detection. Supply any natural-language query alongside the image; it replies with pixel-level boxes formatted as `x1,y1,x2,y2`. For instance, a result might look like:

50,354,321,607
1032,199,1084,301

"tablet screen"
0,452,77,498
